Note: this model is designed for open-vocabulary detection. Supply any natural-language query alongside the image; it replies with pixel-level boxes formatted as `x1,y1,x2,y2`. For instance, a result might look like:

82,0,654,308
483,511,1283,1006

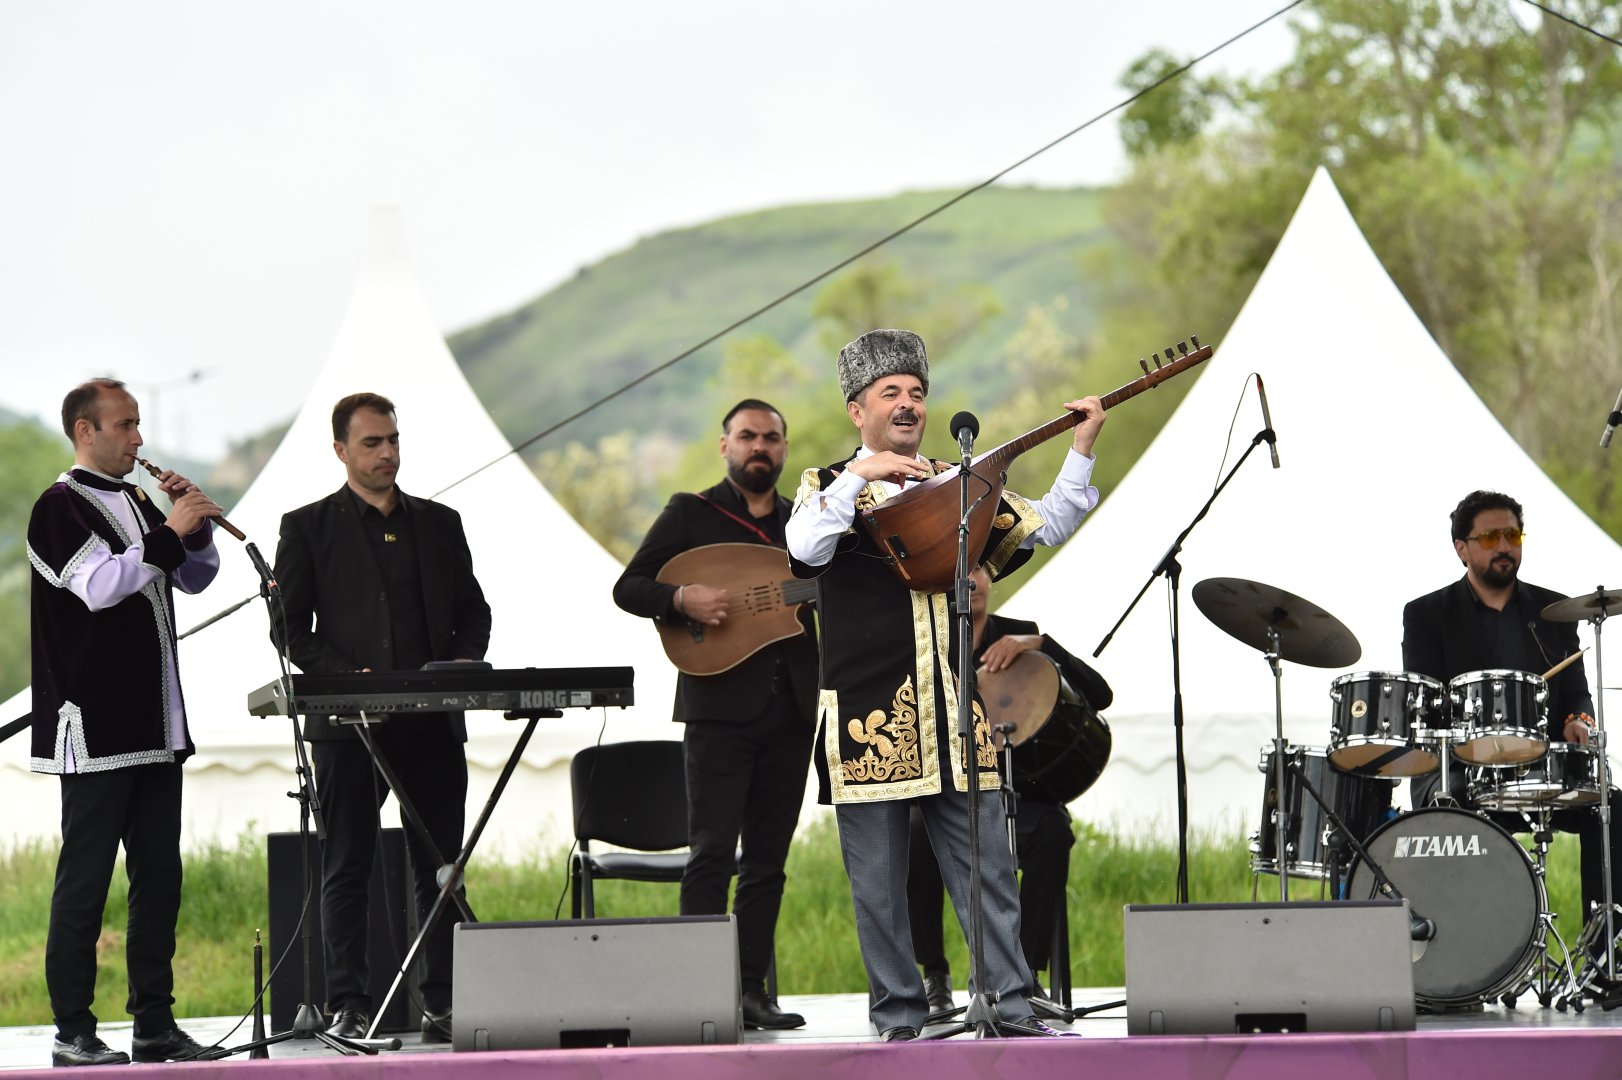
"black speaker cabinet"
452,916,741,1050
1124,901,1416,1034
267,829,419,1033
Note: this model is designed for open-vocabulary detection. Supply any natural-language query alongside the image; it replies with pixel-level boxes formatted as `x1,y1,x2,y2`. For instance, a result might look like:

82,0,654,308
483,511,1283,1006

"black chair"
568,740,692,919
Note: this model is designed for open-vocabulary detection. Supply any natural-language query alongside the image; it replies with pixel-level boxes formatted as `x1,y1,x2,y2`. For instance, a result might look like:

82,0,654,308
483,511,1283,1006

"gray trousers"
835,785,1033,1032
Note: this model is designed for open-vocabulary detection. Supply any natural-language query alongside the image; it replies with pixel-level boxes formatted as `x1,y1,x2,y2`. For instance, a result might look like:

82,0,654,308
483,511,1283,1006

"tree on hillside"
1108,0,1622,533
1,423,74,704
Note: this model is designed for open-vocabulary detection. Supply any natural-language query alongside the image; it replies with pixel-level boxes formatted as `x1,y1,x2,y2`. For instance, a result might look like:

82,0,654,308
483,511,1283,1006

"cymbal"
1192,577,1362,668
1541,589,1622,623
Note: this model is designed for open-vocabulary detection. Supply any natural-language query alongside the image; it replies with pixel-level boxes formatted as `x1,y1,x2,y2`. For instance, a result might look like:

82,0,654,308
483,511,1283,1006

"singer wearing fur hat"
785,329,1105,1040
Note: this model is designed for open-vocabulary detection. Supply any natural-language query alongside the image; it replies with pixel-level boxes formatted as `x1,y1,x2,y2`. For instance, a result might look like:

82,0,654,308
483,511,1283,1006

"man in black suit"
273,392,492,1043
1404,489,1619,916
613,399,818,1029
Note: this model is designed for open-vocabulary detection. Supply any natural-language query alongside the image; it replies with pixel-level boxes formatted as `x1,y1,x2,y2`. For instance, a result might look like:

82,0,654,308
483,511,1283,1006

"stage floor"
6,985,1622,1074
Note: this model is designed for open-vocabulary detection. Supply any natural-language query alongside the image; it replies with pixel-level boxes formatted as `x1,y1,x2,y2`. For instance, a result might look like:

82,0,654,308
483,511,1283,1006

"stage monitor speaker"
1124,900,1415,1035
453,915,740,1050
267,828,419,1033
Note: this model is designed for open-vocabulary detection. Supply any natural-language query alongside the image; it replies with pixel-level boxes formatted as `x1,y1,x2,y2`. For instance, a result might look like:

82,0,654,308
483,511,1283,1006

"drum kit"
1195,578,1622,1012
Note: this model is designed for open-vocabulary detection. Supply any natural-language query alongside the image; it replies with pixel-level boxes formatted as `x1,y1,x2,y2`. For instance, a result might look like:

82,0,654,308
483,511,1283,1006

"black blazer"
980,614,1113,713
613,479,818,726
273,485,493,740
1402,576,1592,737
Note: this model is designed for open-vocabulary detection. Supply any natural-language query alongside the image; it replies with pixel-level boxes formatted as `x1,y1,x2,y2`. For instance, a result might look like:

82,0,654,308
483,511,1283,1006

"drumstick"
1542,648,1589,682
135,457,247,541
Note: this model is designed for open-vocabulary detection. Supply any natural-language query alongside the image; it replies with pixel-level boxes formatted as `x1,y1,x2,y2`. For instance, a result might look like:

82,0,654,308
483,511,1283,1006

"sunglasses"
1465,528,1525,548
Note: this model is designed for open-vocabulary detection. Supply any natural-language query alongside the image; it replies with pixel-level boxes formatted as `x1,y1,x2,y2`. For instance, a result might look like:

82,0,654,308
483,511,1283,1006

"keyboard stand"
363,708,562,1038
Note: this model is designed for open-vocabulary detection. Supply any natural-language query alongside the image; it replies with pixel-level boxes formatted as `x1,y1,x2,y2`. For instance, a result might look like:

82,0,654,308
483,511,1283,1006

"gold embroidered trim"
985,490,1045,577
841,677,923,784
791,468,824,514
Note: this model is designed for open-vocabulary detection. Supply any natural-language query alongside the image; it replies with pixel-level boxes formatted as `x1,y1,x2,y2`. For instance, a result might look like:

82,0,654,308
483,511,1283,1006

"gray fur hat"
837,329,929,402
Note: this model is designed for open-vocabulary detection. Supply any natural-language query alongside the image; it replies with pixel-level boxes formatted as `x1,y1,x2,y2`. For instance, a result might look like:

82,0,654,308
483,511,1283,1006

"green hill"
448,185,1115,455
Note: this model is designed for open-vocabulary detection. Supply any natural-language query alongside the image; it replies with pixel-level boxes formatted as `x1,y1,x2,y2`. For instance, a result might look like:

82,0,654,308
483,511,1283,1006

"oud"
655,543,817,676
859,336,1212,592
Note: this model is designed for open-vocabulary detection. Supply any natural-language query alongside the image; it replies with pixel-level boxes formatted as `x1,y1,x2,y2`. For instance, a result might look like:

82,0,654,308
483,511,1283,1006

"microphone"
1602,384,1622,449
245,541,278,592
950,411,979,459
1410,911,1436,942
1256,374,1280,469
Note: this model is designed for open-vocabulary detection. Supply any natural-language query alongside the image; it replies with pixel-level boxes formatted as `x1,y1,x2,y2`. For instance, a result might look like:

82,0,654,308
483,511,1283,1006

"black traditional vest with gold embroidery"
789,455,1045,805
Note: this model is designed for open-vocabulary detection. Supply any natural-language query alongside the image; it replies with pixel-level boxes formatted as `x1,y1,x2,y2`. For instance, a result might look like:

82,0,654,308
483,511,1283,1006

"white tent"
1005,168,1622,840
3,208,676,854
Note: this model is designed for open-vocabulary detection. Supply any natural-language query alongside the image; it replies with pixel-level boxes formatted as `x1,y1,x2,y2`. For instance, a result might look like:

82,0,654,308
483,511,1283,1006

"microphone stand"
202,545,399,1059
924,427,1037,1040
1093,427,1274,902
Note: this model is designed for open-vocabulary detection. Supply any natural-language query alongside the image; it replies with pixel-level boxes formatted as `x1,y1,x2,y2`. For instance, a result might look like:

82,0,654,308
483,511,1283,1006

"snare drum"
1250,744,1395,880
1328,671,1445,777
1470,741,1604,810
1447,669,1549,766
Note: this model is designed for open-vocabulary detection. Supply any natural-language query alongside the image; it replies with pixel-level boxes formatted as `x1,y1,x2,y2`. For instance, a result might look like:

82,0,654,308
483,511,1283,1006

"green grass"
0,818,1588,1026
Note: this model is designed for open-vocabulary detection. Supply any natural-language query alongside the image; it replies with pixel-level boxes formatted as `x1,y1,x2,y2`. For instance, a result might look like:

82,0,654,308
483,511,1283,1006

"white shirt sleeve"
172,528,221,595
786,468,869,567
65,538,163,612
1024,449,1100,549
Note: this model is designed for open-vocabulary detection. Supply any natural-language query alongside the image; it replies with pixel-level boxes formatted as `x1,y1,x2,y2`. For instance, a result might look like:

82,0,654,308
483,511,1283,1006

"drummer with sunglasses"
1403,489,1620,923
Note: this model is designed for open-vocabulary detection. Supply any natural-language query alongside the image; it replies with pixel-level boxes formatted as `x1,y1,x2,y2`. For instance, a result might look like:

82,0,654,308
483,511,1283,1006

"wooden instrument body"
858,337,1211,592
858,461,1007,592
654,543,816,676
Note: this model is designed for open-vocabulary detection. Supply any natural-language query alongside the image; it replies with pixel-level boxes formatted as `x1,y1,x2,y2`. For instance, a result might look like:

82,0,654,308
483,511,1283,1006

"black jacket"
613,479,818,725
1402,576,1592,737
272,485,492,740
980,614,1113,713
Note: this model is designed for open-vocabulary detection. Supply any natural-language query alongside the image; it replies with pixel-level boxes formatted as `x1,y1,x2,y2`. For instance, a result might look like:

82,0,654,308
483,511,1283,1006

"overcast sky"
0,1,1295,459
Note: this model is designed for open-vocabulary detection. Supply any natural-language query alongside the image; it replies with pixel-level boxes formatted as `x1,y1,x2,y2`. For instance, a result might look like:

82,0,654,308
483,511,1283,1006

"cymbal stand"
1264,626,1290,904
1589,592,1616,985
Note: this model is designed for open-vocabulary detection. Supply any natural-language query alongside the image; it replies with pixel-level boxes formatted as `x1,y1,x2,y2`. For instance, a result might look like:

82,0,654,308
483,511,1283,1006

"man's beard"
729,457,783,494
1480,557,1519,589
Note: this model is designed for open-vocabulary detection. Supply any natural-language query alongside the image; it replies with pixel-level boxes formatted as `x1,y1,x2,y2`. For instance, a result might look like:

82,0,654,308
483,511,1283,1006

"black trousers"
46,762,183,1039
680,690,814,994
906,799,1075,976
311,723,466,1015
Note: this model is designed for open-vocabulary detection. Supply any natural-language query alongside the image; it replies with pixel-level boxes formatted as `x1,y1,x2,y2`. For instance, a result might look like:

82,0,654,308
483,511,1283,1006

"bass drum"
1346,807,1544,1008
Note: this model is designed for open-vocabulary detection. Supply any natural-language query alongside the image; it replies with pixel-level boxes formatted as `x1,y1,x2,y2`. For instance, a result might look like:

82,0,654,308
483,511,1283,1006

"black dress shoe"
923,969,954,1012
51,1034,130,1067
741,987,806,1030
881,1025,919,1042
327,1007,371,1040
421,1009,453,1044
131,1026,208,1063
1007,1014,1080,1037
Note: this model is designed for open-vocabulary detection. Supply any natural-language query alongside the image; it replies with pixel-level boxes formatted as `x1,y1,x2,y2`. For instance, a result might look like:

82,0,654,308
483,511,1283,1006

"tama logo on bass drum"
1393,834,1486,858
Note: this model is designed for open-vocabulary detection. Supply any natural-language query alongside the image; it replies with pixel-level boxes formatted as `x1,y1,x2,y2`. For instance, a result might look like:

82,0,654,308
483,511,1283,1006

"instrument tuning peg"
1177,340,1189,356
1139,358,1150,375
1153,353,1163,369
1191,334,1202,349
1164,346,1176,362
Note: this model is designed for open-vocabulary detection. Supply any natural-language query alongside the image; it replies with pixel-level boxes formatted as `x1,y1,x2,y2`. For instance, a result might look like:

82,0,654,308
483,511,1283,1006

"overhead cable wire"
1519,0,1622,48
428,0,1310,500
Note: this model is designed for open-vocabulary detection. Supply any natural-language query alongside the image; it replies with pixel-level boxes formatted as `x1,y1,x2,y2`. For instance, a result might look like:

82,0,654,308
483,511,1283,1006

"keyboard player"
271,392,491,1044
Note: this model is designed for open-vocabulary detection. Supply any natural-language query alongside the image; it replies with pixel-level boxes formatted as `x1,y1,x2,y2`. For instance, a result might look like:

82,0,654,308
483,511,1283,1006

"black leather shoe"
881,1025,919,1042
923,969,954,1012
741,987,806,1030
421,1009,453,1044
50,1034,130,1067
327,1007,371,1040
131,1026,208,1063
1007,1014,1080,1037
